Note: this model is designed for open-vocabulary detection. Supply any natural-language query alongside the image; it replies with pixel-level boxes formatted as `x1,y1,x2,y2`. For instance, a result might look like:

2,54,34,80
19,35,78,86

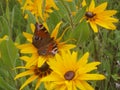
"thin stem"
60,0,74,30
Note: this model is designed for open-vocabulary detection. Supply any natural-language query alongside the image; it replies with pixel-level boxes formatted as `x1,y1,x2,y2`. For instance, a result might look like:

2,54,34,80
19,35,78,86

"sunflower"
19,0,58,21
42,50,105,90
17,22,75,68
84,0,118,33
14,57,52,90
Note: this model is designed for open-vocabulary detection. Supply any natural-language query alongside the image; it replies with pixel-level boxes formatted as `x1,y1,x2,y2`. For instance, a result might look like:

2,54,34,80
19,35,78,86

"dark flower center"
39,62,49,72
34,62,52,78
85,11,96,18
64,71,75,80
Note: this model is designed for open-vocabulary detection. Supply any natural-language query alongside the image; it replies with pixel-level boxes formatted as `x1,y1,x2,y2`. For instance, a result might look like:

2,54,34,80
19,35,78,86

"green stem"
60,0,74,30
92,32,99,61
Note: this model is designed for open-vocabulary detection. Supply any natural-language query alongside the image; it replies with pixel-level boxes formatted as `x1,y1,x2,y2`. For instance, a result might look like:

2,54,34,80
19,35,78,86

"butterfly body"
32,23,58,56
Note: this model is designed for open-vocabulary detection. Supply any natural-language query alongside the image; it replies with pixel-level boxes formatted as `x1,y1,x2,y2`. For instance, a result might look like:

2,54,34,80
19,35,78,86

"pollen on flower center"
34,62,52,78
85,11,96,18
64,71,75,80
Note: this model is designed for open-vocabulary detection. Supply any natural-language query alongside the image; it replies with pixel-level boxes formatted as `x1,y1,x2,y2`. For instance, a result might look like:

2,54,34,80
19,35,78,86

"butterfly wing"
32,23,58,56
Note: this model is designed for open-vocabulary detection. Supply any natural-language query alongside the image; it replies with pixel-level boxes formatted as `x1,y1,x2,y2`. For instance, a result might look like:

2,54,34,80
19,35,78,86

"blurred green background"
0,0,120,90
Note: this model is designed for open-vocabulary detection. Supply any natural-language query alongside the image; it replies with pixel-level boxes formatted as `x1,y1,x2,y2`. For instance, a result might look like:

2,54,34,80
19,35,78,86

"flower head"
19,0,58,21
84,0,118,32
42,51,105,90
17,22,75,68
14,59,52,90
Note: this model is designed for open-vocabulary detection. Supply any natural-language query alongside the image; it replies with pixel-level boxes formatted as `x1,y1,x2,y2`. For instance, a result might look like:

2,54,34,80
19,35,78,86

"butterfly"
32,23,58,56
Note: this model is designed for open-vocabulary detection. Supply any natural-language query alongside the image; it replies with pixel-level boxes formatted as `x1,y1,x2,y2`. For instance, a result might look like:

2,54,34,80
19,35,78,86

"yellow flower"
14,59,52,90
84,0,118,32
42,51,105,90
17,22,75,68
82,0,87,7
20,0,58,21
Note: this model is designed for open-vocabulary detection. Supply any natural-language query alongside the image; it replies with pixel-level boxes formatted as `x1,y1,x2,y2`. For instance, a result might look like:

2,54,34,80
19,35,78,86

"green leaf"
0,38,18,68
6,0,10,23
0,16,10,37
112,74,120,81
70,20,90,45
73,6,86,24
0,76,16,90
55,1,69,23
66,1,76,12
56,1,68,18
47,11,61,33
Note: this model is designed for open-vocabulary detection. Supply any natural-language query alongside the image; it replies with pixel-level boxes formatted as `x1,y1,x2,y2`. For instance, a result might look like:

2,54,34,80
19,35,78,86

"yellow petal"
51,21,62,39
89,21,98,33
66,81,76,90
18,44,37,54
44,82,57,90
79,62,101,74
89,0,95,11
80,81,94,90
75,81,86,90
61,51,76,70
46,0,59,10
35,78,42,90
78,74,105,80
20,75,38,90
48,55,66,75
97,14,118,22
14,70,33,80
43,13,50,21
20,56,30,62
43,22,49,31
23,32,33,43
77,52,89,66
82,0,86,7
38,56,46,67
17,43,31,49
84,62,100,71
58,44,76,51
38,0,44,20
30,23,35,33
105,17,118,23
94,2,107,13
13,66,26,70
101,10,117,16
25,54,39,68
71,51,78,63
95,18,117,30
46,8,53,13
41,72,63,82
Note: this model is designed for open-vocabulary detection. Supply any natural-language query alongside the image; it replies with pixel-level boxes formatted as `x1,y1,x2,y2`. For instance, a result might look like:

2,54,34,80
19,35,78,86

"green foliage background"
0,0,120,90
